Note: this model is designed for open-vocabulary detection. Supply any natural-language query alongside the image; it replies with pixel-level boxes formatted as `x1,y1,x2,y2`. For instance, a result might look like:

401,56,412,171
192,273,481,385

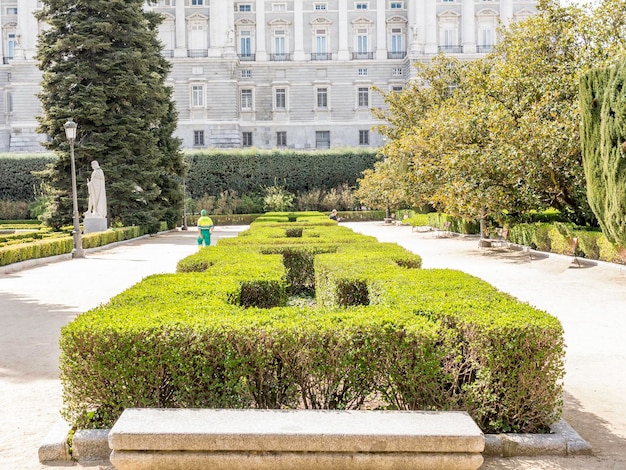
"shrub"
59,214,564,434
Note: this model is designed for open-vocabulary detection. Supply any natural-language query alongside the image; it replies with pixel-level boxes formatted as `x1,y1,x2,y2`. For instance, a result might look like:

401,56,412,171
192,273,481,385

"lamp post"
64,118,85,259
181,178,188,230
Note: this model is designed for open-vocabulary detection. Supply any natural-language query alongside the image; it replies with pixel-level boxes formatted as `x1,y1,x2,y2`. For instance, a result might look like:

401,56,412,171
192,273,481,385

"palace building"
0,0,535,152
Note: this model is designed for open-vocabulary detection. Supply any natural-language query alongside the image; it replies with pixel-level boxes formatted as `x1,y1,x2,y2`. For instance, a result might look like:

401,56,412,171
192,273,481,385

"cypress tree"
580,63,626,246
35,0,184,232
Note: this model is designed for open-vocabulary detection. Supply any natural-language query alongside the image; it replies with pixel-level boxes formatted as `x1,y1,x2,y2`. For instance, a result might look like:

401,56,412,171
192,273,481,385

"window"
359,130,370,145
274,30,286,55
358,68,368,76
241,69,252,78
194,130,205,146
158,0,175,5
356,3,368,9
392,85,403,92
390,1,403,8
316,88,328,108
240,30,252,56
315,30,327,54
191,85,204,107
191,0,203,5
358,87,369,107
391,28,403,53
277,131,287,147
241,89,253,110
238,3,252,11
242,132,253,147
314,3,327,10
5,7,17,14
357,29,368,54
275,88,286,109
7,33,16,59
392,67,403,76
273,3,287,11
316,131,330,149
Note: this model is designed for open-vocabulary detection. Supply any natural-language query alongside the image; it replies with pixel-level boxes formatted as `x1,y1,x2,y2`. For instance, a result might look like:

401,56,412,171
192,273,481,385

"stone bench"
108,408,485,470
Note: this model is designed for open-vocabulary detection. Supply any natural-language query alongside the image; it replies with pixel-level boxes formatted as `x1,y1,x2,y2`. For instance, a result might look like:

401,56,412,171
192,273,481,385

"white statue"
85,160,107,218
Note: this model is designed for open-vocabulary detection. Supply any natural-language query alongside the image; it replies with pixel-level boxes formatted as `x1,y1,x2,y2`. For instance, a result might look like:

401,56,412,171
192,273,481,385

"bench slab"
109,409,484,470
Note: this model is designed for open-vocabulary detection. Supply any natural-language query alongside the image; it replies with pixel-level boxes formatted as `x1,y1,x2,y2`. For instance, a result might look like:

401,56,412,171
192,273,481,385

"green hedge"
508,222,626,264
0,226,145,266
184,148,379,200
60,214,564,434
0,153,56,201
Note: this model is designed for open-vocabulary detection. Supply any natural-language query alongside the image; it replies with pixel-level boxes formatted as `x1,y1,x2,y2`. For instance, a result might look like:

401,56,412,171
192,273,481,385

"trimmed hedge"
60,214,564,434
0,226,145,266
508,222,626,264
0,153,56,201
184,149,379,200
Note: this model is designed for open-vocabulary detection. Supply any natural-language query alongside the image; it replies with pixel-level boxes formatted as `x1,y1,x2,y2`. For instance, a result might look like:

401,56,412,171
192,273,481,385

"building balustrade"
387,51,407,59
238,53,256,61
311,53,332,61
351,52,374,60
477,45,493,53
270,53,292,61
161,50,174,58
438,45,463,53
188,49,208,58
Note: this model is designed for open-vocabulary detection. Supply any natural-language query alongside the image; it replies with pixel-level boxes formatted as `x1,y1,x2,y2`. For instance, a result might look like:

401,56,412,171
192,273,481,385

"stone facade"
0,0,536,152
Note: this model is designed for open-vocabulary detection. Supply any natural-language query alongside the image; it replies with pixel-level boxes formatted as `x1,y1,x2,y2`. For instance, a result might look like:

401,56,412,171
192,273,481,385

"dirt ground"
1,222,625,469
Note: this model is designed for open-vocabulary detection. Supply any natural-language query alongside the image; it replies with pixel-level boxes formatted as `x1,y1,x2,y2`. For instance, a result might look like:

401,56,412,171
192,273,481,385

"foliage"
35,0,184,232
0,154,56,202
60,216,564,433
184,148,379,200
362,0,626,227
262,182,294,212
580,61,626,246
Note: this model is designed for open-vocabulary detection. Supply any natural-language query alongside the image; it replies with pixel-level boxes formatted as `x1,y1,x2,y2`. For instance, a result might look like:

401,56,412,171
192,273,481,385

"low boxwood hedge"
60,214,564,434
0,226,145,267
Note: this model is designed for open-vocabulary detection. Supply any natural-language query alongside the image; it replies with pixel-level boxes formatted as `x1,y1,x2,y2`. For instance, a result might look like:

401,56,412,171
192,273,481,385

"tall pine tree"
35,0,184,231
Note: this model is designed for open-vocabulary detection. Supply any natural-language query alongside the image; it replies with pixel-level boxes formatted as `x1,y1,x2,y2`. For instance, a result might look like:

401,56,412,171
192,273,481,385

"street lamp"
64,118,85,259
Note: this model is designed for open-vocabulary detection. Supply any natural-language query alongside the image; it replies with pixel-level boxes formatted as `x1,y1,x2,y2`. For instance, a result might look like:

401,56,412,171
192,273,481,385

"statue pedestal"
83,214,108,234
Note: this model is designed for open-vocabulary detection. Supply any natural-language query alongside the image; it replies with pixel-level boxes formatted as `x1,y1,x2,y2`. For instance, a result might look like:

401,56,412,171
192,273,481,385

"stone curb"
39,418,591,466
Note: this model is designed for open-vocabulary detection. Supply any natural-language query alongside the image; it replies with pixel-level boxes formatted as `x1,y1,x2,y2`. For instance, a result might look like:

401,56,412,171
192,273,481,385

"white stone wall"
0,0,536,152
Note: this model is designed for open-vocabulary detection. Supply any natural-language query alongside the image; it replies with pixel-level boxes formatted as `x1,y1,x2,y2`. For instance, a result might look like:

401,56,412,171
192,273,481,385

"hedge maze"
60,212,564,434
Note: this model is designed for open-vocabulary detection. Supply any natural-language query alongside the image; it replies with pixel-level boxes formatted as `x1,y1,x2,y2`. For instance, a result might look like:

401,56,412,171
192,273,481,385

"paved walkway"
0,222,625,469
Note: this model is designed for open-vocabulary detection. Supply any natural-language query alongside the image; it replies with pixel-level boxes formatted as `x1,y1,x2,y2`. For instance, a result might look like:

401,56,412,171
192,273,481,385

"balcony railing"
161,49,174,58
188,49,208,58
387,51,407,59
270,53,292,61
238,53,256,61
477,45,493,53
438,45,463,54
351,52,374,60
311,53,332,61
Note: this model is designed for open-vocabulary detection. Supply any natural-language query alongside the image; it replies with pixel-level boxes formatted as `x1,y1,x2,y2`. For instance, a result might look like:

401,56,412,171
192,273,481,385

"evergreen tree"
35,0,184,232
580,63,626,246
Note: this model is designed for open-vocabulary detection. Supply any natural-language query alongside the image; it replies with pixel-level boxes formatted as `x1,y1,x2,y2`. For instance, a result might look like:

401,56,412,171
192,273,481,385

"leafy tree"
365,0,626,228
35,0,184,231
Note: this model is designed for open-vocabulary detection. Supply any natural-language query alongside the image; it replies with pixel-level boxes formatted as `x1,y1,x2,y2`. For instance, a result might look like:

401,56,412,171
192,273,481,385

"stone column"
16,0,38,60
174,0,187,57
409,0,425,54
462,0,476,53
338,1,349,60
209,0,228,57
375,1,387,60
256,2,267,61
424,0,438,54
293,1,305,61
500,0,514,26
